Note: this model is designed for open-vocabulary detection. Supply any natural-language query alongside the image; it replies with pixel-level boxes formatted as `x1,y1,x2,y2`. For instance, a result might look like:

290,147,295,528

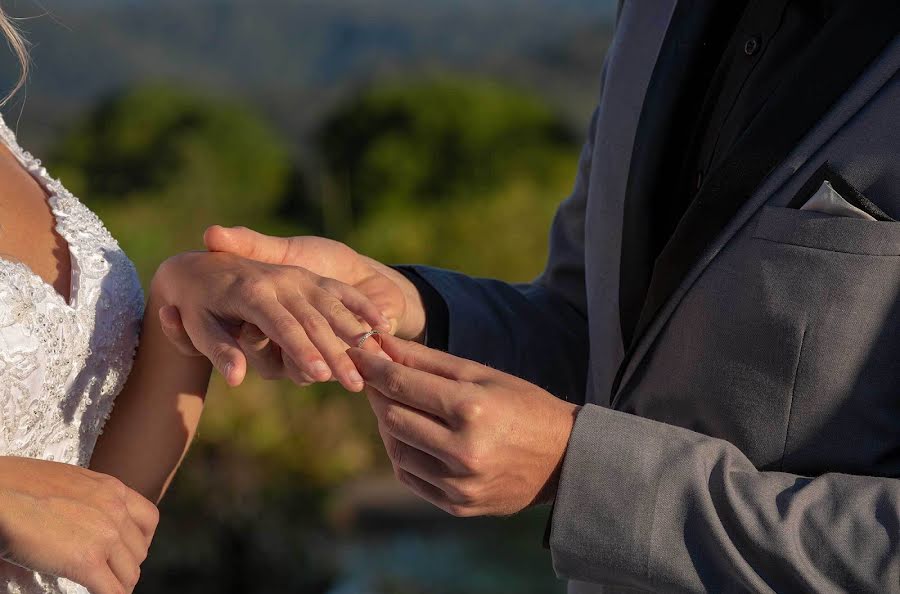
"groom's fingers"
348,347,459,421
384,436,476,506
366,387,456,464
395,469,478,517
204,225,290,264
371,419,454,514
378,333,481,382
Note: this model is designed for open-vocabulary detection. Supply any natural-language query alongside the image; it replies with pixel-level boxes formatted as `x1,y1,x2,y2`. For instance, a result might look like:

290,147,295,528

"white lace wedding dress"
0,115,145,594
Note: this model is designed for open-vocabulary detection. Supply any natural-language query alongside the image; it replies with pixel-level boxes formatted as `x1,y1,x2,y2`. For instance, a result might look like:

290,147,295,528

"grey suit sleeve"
550,405,900,592
402,107,600,403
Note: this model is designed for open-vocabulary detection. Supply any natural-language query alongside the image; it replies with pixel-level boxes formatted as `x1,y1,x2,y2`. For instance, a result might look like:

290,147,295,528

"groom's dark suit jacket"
400,1,900,591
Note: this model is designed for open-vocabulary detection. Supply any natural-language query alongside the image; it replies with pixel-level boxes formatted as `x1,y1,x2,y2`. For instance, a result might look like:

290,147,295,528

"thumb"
203,225,292,264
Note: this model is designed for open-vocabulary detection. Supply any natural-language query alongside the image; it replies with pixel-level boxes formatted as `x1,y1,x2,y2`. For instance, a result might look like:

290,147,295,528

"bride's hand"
0,457,158,594
151,251,392,391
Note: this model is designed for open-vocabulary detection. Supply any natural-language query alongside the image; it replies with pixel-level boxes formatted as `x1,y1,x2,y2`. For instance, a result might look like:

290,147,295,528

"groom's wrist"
392,266,449,350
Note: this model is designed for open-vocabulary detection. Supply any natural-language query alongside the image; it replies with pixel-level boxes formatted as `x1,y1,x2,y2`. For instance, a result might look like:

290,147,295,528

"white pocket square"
799,180,877,221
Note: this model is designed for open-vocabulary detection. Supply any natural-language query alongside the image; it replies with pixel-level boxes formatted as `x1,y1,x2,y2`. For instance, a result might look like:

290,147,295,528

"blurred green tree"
317,77,575,236
49,85,306,282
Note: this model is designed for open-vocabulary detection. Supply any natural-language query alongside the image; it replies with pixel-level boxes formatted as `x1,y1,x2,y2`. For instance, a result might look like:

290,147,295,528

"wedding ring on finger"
357,329,383,349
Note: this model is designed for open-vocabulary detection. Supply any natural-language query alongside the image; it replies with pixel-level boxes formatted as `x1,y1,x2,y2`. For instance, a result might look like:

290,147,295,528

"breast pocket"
621,199,900,476
749,204,900,477
753,205,900,256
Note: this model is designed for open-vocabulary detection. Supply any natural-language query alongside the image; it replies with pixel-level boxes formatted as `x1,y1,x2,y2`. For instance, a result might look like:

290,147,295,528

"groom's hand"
347,334,581,517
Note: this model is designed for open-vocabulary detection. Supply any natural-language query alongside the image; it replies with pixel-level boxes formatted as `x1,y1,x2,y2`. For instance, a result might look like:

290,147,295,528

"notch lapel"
618,0,722,350
611,1,900,403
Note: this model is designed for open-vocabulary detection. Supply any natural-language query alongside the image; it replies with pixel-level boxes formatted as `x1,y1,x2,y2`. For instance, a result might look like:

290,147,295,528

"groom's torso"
578,2,899,589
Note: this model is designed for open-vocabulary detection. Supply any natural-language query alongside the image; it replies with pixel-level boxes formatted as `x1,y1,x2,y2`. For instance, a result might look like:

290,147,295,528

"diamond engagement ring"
357,329,383,348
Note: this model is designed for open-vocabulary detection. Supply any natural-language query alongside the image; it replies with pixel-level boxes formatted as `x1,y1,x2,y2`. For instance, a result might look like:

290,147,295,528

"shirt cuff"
392,265,450,352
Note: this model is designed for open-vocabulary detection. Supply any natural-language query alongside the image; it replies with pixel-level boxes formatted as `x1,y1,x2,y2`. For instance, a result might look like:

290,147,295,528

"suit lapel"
612,1,900,402
617,0,722,349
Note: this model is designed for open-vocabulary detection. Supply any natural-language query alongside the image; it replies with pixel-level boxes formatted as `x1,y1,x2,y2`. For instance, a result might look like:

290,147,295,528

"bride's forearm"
90,288,212,504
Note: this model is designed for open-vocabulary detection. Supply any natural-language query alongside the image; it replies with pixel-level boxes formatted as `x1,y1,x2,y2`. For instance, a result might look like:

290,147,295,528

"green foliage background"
46,79,581,593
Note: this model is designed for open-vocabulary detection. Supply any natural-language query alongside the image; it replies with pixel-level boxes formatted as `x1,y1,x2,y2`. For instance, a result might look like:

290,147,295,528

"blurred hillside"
0,2,614,592
4,0,613,153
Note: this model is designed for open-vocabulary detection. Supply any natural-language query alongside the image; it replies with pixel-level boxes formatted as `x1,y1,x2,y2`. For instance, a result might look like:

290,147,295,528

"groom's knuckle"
383,405,404,435
401,349,424,370
386,368,406,395
455,398,483,424
399,341,428,367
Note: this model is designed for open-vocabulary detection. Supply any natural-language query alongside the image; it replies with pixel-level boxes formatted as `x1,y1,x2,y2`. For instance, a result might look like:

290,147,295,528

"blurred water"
328,519,565,594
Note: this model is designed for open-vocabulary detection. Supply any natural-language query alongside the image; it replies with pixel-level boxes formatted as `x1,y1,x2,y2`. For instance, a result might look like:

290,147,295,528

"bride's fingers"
283,352,315,387
280,294,364,392
308,291,378,350
237,323,286,380
237,299,333,384
185,313,248,387
158,306,202,357
318,277,391,333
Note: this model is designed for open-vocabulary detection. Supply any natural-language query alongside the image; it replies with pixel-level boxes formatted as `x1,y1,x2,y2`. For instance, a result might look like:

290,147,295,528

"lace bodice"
0,116,144,594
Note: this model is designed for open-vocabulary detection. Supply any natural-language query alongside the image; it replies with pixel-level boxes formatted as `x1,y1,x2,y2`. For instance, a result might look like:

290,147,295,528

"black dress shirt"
400,0,836,353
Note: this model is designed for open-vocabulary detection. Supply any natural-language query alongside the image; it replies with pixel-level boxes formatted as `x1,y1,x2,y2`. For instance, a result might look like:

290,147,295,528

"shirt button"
744,36,761,56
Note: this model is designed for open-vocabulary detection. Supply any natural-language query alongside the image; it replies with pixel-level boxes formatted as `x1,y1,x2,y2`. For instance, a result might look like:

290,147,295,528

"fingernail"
348,370,364,385
311,360,331,380
223,362,234,381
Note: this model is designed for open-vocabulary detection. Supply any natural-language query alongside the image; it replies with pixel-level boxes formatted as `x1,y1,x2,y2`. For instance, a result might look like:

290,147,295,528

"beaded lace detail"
0,116,144,594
